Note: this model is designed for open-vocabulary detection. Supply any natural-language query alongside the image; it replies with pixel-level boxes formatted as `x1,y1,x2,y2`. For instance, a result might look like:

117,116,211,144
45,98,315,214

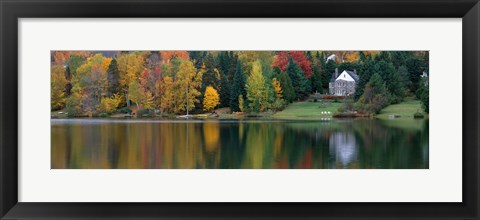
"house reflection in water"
329,132,358,168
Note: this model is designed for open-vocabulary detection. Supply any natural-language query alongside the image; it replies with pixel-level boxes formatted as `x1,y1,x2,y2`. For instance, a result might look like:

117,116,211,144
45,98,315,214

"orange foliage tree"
160,51,190,63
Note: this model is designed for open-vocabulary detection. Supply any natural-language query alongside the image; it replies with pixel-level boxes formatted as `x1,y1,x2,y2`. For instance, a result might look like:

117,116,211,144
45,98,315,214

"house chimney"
354,69,357,75
335,68,338,78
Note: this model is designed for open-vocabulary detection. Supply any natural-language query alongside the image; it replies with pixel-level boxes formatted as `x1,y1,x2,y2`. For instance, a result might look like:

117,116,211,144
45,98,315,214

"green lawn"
376,99,425,120
273,101,342,120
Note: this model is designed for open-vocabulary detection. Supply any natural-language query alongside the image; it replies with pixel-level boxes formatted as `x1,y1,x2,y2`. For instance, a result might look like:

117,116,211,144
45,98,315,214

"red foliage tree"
272,51,313,78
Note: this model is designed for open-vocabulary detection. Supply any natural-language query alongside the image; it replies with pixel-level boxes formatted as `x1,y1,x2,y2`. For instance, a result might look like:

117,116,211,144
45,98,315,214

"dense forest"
50,51,429,117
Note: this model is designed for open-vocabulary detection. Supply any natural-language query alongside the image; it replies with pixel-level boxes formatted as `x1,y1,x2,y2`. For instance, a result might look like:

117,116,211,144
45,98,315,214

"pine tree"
406,55,428,93
286,57,311,100
358,72,390,114
202,53,220,91
323,58,336,91
309,51,323,93
219,73,230,107
107,58,120,96
277,71,295,103
230,61,246,111
354,59,375,100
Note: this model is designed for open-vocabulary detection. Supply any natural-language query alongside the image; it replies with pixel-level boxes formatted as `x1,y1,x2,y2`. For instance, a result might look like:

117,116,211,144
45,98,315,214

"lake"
51,118,429,169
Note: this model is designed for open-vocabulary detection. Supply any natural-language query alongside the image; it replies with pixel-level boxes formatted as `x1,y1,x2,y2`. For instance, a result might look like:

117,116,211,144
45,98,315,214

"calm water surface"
51,119,429,169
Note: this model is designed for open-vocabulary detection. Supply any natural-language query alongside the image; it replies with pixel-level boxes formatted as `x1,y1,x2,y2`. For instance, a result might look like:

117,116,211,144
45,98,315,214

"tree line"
51,51,429,117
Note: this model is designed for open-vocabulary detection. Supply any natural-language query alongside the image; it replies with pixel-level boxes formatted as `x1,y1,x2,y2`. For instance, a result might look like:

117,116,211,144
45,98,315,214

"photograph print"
51,51,429,169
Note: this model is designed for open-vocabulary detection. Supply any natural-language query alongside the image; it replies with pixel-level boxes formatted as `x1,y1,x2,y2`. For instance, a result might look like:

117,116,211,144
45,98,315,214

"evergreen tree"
286,57,311,100
230,61,246,111
309,51,323,93
202,53,220,91
354,59,375,100
219,73,230,107
310,66,322,94
359,51,367,63
406,56,427,92
188,51,205,70
338,62,360,73
358,72,390,114
277,71,295,103
389,51,409,68
417,77,429,113
323,59,336,91
107,58,120,96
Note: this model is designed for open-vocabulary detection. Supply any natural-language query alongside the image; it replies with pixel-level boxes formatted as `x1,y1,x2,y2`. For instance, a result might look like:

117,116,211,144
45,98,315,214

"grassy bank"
375,99,426,120
273,101,342,120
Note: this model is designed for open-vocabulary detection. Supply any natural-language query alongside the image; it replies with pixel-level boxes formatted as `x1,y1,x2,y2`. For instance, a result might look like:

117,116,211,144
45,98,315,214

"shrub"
271,99,286,111
117,107,132,114
100,94,123,114
322,95,345,100
98,112,109,118
414,111,425,119
138,109,152,117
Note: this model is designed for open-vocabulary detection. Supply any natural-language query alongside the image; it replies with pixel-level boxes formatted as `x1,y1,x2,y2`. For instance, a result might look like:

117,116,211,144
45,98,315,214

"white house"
329,68,359,96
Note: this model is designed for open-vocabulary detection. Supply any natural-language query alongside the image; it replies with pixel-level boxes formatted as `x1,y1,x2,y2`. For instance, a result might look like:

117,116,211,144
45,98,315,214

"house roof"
330,70,359,82
345,70,359,81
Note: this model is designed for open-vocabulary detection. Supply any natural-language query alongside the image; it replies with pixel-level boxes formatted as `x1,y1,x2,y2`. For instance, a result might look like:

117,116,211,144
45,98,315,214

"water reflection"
51,119,429,169
329,132,357,168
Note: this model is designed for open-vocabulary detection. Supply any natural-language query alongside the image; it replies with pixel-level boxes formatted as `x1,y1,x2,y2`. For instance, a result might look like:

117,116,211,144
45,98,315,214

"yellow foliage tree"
128,80,154,114
238,95,245,112
272,78,282,99
51,65,68,110
100,93,123,113
246,60,268,112
160,76,175,113
116,52,145,106
203,86,220,112
173,59,202,114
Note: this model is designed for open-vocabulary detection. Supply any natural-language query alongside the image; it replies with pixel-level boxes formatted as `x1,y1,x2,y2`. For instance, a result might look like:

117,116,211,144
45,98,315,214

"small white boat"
177,115,193,119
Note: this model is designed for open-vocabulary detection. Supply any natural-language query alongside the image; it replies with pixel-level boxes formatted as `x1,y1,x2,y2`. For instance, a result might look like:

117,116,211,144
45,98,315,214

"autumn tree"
272,78,282,99
128,80,154,115
100,93,123,114
272,51,313,78
246,60,268,112
67,54,110,116
203,86,220,112
52,51,71,66
173,59,203,114
117,52,145,106
51,65,68,110
160,76,175,113
160,51,189,63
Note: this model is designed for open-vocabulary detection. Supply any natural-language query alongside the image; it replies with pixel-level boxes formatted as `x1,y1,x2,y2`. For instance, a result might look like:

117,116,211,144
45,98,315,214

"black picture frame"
1,0,479,219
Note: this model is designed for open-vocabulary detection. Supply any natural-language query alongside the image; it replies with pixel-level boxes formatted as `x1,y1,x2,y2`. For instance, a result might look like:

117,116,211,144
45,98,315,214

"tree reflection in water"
51,119,428,169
